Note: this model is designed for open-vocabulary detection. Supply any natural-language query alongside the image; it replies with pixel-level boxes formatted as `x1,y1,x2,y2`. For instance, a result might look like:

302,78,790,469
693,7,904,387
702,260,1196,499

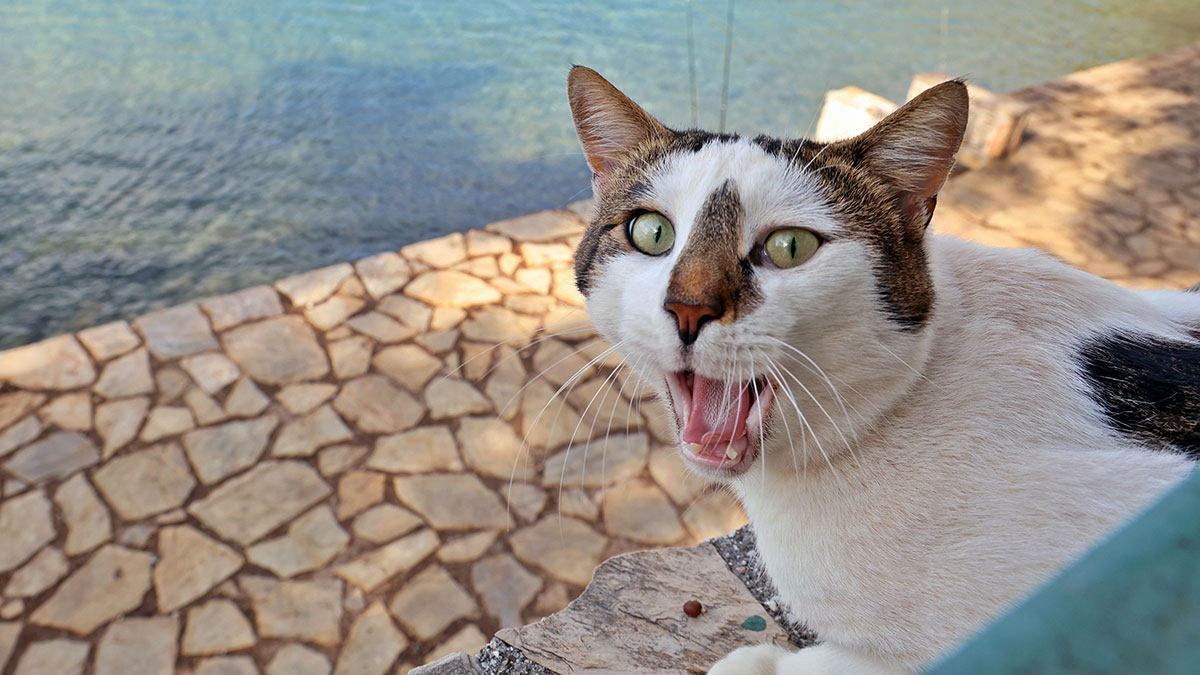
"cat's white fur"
582,137,1197,673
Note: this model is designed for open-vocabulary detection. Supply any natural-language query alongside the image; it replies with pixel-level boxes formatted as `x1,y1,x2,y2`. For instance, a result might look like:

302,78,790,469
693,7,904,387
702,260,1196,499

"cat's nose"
663,299,724,346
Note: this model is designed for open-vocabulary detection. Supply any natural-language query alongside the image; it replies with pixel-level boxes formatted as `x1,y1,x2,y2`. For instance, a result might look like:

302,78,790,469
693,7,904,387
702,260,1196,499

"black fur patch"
1080,334,1200,458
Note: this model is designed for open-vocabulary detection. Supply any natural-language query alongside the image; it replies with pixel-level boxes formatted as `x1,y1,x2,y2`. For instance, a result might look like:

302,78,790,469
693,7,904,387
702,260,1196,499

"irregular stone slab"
368,426,461,473
185,387,228,425
240,575,343,646
485,209,585,242
0,392,45,432
425,379,492,420
389,564,479,640
318,444,368,477
305,295,366,331
12,638,89,675
393,474,507,530
559,488,600,521
466,229,513,256
423,626,488,666
247,506,349,579
94,347,154,399
402,232,467,268
568,376,644,432
224,377,271,417
196,655,260,675
335,528,439,592
485,347,525,421
0,335,95,391
456,416,532,481
505,483,547,523
182,599,256,656
4,430,97,483
372,344,441,392
0,415,41,459
430,307,467,331
183,415,280,484
336,470,384,520
333,375,424,433
55,474,112,555
181,352,242,394
437,530,500,564
5,546,68,597
334,601,408,675
0,489,55,573
471,553,542,628
273,405,354,457
156,367,192,403
0,601,21,620
93,442,195,520
551,268,586,306
117,523,157,548
378,294,433,331
519,242,573,267
352,504,422,543
515,267,551,294
0,622,20,673
414,329,459,354
532,580,571,617
355,252,412,299
154,525,243,612
31,544,153,635
267,644,332,675
139,405,195,442
649,446,708,505
604,479,686,545
329,336,373,379
346,312,415,343
542,432,649,488
95,396,150,457
38,392,91,431
134,304,219,359
497,542,792,673
460,307,539,347
510,515,608,586
405,270,502,308
77,320,141,361
200,285,285,331
277,383,338,415
223,316,330,385
94,616,178,675
504,294,556,315
189,461,332,545
682,491,749,541
275,263,353,308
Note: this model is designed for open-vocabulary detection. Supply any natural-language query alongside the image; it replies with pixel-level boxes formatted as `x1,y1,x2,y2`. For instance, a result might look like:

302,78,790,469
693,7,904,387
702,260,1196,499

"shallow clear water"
1,0,1197,348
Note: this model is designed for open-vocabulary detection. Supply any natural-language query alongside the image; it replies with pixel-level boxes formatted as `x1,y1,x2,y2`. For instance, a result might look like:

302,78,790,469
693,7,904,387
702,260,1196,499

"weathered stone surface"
184,415,279,484
241,575,343,645
335,528,439,592
196,655,260,675
497,251,522,276
532,580,571,617
0,600,22,620
484,346,525,421
336,470,385,520
5,547,68,597
95,396,150,457
465,229,512,257
276,263,353,307
318,444,368,477
334,375,424,433
181,352,242,394
519,242,573,267
5,430,98,483
0,622,20,673
486,209,585,242
430,307,468,331
200,285,285,330
459,341,494,382
182,599,257,655
247,506,349,579
93,442,195,520
453,255,499,279
0,415,41,459
558,488,599,521
497,542,792,673
12,638,89,675
455,416,530,481
135,304,220,359
504,294,556,315
351,504,422,543
355,252,412,299
460,306,539,347
0,335,95,390
471,554,542,628
189,461,332,545
0,392,45,432
514,267,551,294
224,377,271,417
373,344,441,392
568,376,645,431
682,491,748,541
377,294,433,331
346,311,415,343
520,379,586,451
117,523,157,548
505,483,547,523
542,432,648,488
32,544,153,634
532,339,592,388
154,525,244,612
437,530,500,564
389,564,478,640
329,336,374,379
273,405,354,457
139,405,195,442
305,295,366,331
394,474,506,530
55,474,113,555
551,267,586,306
155,367,191,403
94,616,178,675
38,391,91,431
267,644,332,675
414,329,459,354
648,446,707,505
368,426,462,473
223,316,330,385
185,388,232,427
424,626,488,665
604,479,686,544
277,383,338,415
510,516,608,586
334,601,407,675
405,270,502,308
77,321,141,361
402,232,468,268
423,379,492,422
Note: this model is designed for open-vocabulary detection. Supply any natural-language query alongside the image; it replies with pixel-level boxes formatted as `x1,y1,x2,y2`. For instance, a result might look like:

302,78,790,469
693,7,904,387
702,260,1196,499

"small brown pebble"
683,600,703,617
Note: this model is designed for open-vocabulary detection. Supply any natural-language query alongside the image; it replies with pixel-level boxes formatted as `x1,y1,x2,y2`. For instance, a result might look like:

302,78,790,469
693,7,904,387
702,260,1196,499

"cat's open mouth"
664,371,775,475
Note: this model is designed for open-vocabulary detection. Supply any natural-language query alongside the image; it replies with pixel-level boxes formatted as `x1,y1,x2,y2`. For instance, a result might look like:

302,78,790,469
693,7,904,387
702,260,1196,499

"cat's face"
567,67,967,480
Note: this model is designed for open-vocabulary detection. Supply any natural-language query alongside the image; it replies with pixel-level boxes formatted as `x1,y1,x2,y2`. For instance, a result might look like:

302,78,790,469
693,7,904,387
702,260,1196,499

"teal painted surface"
932,470,1200,674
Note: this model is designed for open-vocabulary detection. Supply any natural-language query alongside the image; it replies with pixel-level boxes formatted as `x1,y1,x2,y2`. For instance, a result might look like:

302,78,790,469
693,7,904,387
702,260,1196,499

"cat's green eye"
628,212,675,256
764,228,820,268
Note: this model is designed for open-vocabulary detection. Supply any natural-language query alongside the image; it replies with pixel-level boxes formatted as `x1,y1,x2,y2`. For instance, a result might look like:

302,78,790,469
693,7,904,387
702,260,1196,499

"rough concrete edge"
477,636,553,675
408,651,485,675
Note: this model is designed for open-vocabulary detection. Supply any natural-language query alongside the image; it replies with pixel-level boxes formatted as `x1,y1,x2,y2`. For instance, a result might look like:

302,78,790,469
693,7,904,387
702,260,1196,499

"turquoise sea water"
1,0,1197,348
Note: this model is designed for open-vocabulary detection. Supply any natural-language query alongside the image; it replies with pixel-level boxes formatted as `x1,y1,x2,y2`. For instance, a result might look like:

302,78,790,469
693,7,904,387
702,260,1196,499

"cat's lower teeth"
687,443,704,455
725,446,739,460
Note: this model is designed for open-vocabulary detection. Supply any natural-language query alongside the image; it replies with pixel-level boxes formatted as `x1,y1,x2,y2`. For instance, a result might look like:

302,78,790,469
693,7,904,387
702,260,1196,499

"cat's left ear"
839,80,969,233
567,66,670,190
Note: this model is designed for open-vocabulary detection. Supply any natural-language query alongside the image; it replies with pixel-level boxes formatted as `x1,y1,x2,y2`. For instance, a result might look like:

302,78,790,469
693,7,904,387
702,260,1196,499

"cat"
564,65,1200,674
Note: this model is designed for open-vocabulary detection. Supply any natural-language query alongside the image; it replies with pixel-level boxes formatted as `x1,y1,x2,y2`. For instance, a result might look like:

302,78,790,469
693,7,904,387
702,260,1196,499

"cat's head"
566,66,967,480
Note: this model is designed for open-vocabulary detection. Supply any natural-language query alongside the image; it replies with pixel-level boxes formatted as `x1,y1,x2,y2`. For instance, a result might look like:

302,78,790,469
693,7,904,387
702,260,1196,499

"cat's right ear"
568,66,669,189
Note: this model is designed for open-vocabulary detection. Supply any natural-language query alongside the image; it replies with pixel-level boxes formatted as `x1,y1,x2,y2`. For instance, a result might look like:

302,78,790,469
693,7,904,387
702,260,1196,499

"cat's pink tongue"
681,374,752,445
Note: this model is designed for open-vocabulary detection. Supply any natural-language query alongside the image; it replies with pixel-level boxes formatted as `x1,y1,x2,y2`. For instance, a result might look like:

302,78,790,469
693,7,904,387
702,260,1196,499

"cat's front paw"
707,644,791,675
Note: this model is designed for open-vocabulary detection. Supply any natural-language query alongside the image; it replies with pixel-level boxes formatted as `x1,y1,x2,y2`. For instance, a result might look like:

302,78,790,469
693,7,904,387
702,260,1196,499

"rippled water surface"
1,0,1197,348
